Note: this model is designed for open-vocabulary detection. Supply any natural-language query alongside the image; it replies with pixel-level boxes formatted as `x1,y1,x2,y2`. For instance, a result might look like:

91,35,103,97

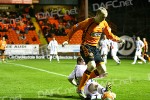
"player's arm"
47,42,51,49
66,20,88,42
56,41,59,50
107,41,110,51
68,71,78,86
107,45,110,52
145,42,148,52
99,46,102,50
141,41,145,49
0,41,2,48
103,21,124,43
63,19,89,45
99,41,102,50
68,78,78,86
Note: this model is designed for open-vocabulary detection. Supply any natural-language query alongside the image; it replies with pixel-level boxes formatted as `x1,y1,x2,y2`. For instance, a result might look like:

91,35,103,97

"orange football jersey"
143,40,148,52
0,40,7,50
67,18,120,46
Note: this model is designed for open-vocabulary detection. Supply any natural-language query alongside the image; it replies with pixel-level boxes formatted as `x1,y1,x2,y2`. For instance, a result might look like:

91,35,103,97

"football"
101,92,116,100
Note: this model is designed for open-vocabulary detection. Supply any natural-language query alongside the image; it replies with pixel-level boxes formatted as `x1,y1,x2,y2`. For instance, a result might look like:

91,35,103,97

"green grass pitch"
0,59,150,100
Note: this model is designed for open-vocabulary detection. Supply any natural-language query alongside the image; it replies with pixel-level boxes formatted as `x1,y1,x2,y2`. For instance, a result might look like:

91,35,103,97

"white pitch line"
7,62,68,77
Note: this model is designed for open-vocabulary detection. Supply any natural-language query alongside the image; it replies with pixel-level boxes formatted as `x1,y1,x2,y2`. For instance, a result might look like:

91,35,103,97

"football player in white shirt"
68,57,87,86
99,35,110,64
132,37,146,64
68,57,115,99
47,37,59,63
110,40,121,64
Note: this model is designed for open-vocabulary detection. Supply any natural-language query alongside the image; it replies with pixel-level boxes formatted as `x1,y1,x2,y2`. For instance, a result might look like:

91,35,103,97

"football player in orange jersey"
63,7,124,98
0,36,7,62
142,38,150,62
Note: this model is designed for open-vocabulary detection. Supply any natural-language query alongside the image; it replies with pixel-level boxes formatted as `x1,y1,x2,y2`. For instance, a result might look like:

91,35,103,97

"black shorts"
80,44,103,64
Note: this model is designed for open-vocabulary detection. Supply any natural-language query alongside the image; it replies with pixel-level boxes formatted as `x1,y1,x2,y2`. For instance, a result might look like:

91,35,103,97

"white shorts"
101,48,108,55
50,50,58,55
135,49,142,56
111,49,118,57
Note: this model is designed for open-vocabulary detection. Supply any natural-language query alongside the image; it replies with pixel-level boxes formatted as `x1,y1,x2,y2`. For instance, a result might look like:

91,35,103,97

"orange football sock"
78,70,90,90
89,69,99,79
148,57,150,62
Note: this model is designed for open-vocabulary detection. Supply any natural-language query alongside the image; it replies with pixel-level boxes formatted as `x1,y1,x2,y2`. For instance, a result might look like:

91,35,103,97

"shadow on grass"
46,93,81,99
21,94,81,100
22,98,54,100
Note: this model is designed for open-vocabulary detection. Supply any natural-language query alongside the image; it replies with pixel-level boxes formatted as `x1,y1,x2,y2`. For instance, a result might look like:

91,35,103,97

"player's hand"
62,41,68,47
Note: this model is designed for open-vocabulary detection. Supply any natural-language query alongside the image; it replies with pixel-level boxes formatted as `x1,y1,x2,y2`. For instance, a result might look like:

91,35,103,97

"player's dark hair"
77,56,83,64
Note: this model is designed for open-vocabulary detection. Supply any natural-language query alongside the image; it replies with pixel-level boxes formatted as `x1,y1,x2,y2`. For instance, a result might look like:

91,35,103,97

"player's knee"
87,61,96,71
97,62,107,74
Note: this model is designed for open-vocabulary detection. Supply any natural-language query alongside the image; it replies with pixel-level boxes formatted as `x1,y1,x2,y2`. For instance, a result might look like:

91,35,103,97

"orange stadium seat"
47,30,83,44
2,30,41,44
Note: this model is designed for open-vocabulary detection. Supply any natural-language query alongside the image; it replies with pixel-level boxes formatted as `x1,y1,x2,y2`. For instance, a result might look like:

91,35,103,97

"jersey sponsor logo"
118,35,135,56
90,32,102,37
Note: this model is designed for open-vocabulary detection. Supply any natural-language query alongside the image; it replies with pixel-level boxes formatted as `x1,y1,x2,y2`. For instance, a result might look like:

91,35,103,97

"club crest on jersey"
91,32,102,37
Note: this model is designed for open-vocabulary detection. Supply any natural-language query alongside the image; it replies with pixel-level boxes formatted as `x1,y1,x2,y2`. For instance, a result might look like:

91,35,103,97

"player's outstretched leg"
77,61,96,98
89,69,100,79
77,70,91,98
